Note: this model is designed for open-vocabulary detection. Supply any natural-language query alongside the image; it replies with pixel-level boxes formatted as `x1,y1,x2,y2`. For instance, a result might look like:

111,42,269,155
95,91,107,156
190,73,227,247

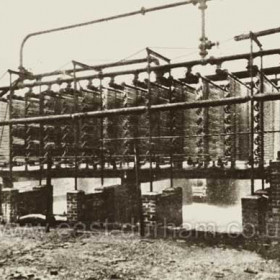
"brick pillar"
266,159,280,240
67,190,85,224
242,195,268,239
142,187,183,229
1,188,18,223
142,192,160,227
157,187,183,226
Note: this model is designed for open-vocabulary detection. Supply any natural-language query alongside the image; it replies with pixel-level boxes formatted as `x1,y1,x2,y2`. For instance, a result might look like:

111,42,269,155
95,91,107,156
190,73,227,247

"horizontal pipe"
19,47,279,82
20,0,200,68
1,65,280,102
37,58,154,79
1,92,280,126
29,48,280,81
235,27,280,41
1,48,279,92
0,48,280,92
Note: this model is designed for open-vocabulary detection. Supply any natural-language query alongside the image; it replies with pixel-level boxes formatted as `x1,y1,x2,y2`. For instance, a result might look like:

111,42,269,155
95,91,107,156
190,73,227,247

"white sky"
1,0,280,85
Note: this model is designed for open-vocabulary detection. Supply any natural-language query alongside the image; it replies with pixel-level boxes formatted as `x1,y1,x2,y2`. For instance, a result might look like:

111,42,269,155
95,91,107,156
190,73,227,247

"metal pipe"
19,0,201,68
235,26,280,41
99,77,104,186
39,84,43,185
1,48,280,93
69,58,153,76
259,56,265,190
249,35,255,195
9,73,13,185
1,92,280,127
147,51,153,192
73,62,78,191
168,61,174,189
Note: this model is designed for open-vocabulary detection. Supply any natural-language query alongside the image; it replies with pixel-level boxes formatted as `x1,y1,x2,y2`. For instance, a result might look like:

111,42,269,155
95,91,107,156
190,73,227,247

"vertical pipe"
250,36,255,195
134,143,145,237
45,152,53,233
147,53,153,192
39,84,43,185
73,63,78,190
100,76,104,186
9,73,13,186
24,90,28,171
260,56,265,190
169,71,174,188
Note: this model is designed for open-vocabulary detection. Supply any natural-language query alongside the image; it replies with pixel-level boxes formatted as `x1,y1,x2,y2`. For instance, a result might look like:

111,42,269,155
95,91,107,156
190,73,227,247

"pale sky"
1,0,280,85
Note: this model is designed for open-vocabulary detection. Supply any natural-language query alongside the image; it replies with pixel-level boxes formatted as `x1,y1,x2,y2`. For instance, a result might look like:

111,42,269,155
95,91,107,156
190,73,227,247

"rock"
0,259,7,266
110,274,121,279
140,239,154,244
244,267,258,274
213,272,225,278
12,273,28,279
50,269,58,276
176,239,185,243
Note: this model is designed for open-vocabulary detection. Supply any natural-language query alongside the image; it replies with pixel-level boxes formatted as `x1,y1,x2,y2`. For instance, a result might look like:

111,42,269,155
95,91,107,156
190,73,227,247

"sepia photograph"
0,0,280,279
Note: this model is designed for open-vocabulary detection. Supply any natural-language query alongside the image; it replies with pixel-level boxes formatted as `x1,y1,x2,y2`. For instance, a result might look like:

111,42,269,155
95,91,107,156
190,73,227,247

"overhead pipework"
196,0,216,59
18,0,212,73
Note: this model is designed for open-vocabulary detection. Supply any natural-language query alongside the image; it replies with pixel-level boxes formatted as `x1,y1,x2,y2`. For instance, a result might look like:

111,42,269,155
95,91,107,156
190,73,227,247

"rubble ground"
0,226,279,280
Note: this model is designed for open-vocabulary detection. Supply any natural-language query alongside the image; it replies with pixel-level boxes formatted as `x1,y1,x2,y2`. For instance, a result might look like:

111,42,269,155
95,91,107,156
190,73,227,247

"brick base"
67,190,85,224
242,195,268,238
1,188,19,223
142,187,183,228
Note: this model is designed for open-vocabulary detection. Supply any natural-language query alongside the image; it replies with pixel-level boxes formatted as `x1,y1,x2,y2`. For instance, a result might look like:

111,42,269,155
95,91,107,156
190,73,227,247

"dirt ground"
0,226,279,280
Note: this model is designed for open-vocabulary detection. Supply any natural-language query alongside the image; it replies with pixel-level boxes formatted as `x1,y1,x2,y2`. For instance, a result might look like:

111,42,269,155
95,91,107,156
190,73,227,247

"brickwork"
82,183,139,224
17,185,49,217
157,187,183,226
241,195,268,238
67,183,182,229
241,160,280,240
266,160,280,239
142,192,160,226
1,188,18,223
84,191,105,223
1,185,53,223
142,187,183,227
67,190,85,223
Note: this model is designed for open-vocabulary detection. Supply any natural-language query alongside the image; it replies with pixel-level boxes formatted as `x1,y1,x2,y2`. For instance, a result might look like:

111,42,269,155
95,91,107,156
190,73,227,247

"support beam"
0,92,280,126
235,27,280,41
1,48,280,93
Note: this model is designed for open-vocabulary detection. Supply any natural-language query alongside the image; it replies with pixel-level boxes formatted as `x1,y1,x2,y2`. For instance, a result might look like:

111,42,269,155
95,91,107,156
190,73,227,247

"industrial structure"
0,0,280,240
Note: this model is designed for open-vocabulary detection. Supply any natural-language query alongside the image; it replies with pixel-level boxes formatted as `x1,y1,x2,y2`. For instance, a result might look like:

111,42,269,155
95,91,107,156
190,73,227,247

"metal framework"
1,5,280,204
